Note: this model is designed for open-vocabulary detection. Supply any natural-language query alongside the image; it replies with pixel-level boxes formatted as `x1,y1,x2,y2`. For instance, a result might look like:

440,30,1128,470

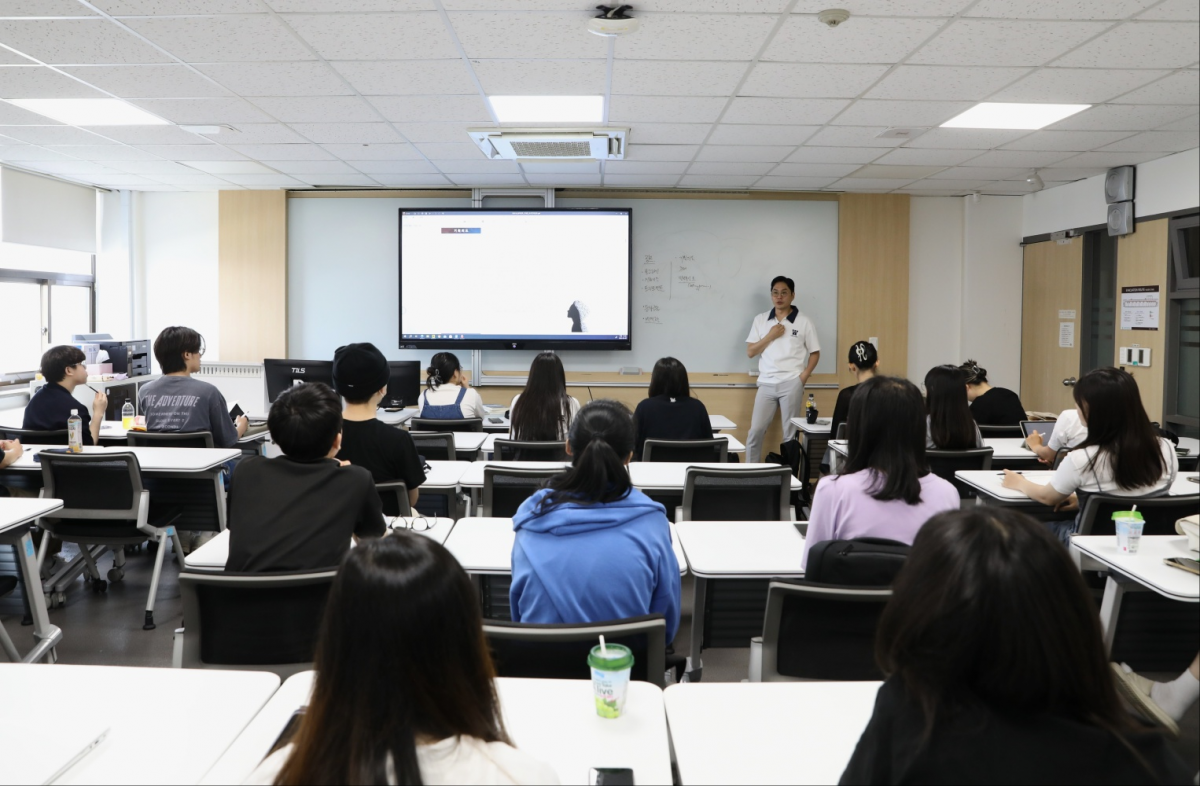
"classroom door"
1020,238,1083,415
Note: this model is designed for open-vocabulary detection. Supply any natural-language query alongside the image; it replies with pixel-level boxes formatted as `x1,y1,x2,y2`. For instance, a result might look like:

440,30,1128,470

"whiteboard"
288,195,837,374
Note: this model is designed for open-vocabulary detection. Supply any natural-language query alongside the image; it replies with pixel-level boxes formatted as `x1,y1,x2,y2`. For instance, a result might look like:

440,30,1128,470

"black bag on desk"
804,537,910,586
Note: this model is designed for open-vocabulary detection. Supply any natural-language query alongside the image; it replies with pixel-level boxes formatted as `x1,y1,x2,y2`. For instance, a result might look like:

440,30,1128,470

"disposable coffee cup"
588,643,633,719
1113,511,1145,554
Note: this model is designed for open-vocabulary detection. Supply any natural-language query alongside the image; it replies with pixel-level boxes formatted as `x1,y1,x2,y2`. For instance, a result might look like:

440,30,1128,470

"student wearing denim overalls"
417,352,487,421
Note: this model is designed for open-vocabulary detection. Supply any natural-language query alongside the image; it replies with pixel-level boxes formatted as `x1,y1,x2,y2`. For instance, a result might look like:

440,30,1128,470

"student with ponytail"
417,351,487,420
510,399,681,643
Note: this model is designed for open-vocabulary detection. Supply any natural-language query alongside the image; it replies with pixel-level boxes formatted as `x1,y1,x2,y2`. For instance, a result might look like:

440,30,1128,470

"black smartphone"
589,768,634,785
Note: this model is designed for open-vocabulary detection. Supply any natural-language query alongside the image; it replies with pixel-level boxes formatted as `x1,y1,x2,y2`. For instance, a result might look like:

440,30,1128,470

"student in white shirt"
1025,407,1087,465
744,275,821,463
248,535,558,786
509,352,580,441
416,352,487,420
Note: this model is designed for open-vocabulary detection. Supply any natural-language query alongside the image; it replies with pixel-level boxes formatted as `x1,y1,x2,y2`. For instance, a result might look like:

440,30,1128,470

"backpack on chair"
804,537,910,586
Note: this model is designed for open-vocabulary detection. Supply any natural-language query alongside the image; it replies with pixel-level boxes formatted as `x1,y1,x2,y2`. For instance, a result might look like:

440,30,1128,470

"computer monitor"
104,382,138,421
264,359,335,405
72,333,113,342
382,361,421,409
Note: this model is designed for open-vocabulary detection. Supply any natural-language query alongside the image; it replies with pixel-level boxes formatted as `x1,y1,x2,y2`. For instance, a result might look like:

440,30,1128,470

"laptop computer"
1019,420,1056,451
0,718,108,785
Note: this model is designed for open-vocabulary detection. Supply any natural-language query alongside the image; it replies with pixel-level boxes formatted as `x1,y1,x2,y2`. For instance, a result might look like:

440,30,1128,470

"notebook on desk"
0,718,108,785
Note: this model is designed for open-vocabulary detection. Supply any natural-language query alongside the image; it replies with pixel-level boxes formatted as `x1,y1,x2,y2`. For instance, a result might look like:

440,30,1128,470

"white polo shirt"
745,306,820,385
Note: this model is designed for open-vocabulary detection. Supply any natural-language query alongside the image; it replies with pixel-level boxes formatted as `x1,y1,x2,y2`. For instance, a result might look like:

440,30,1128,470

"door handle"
1062,377,1077,387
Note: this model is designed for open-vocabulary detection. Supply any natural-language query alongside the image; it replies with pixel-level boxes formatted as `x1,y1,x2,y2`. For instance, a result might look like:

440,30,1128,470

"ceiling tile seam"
599,35,615,187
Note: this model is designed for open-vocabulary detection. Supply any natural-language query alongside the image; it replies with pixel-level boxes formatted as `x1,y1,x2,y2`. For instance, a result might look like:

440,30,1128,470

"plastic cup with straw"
1113,503,1145,554
588,634,634,719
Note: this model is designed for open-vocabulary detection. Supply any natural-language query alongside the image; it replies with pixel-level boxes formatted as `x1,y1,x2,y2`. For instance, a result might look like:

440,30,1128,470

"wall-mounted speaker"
1108,201,1134,237
1105,166,1135,204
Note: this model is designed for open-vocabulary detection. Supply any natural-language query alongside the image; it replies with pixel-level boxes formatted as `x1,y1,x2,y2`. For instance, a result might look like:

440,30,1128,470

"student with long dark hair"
959,359,1027,426
830,340,879,441
510,400,681,643
841,508,1189,784
509,352,580,441
632,357,712,459
924,365,983,450
1003,367,1177,543
417,351,486,420
250,535,557,785
802,377,958,569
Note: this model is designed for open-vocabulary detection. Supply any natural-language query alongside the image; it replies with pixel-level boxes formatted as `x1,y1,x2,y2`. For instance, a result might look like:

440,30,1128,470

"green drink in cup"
589,636,633,719
1113,506,1145,554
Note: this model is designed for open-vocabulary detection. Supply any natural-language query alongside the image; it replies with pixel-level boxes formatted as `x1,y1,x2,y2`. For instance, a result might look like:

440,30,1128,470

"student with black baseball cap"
333,343,425,516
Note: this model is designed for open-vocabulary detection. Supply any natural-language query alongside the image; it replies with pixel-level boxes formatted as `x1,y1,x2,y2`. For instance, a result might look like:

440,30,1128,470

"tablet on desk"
1019,420,1056,449
0,718,108,785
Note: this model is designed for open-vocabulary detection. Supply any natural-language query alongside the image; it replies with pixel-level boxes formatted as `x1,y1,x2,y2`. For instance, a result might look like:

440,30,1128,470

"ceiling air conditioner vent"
468,128,628,161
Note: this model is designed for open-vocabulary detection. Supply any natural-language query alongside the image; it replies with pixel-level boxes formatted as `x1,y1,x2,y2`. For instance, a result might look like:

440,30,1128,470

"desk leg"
1098,575,1125,657
685,576,707,682
15,530,61,663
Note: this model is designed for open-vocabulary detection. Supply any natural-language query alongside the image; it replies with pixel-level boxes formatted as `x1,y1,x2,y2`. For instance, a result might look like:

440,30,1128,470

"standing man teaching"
745,275,821,463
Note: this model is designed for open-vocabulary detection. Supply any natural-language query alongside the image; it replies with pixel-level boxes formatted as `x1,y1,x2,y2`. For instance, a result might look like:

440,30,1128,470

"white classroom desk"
827,437,1040,474
628,462,802,493
956,469,1200,506
183,517,458,572
0,497,63,663
408,430,489,459
376,408,416,426
481,413,737,434
443,516,687,577
421,459,470,491
0,662,279,785
204,672,672,786
6,444,240,474
478,432,747,457
664,681,880,786
0,409,268,446
674,521,807,681
791,417,832,483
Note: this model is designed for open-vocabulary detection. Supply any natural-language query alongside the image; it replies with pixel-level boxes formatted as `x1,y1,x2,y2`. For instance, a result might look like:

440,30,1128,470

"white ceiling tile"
0,144,78,160
875,148,986,165
285,12,459,60
965,149,1073,167
688,162,774,176
801,126,907,147
785,146,889,164
390,123,477,144
0,125,115,145
740,63,889,99
830,177,914,189
474,59,606,95
444,0,788,8
1037,166,1109,179
58,64,230,98
695,144,794,162
901,179,988,191
154,172,236,185
331,60,477,96
763,17,944,64
964,0,1156,19
909,20,1110,67
370,95,491,123
435,159,519,174
447,173,528,185
928,166,1030,179
707,124,817,145
601,174,681,187
93,125,216,145
138,144,247,159
752,175,840,190
832,99,970,127
624,144,700,161
44,144,160,160
1137,0,1199,20
95,0,264,13
133,97,274,123
0,19,171,65
903,127,1030,148
214,123,306,143
791,0,971,13
612,60,746,97
259,159,359,175
249,96,379,123
289,122,403,144
989,67,1170,104
110,159,200,174
723,98,849,125
371,175,454,187
91,173,160,185
0,47,36,65
267,0,430,9
128,184,185,191
865,65,1030,100
15,161,120,175
351,160,439,174
291,173,380,186
524,174,602,185
847,163,946,179
1111,71,1200,105
1098,131,1200,152
0,65,107,98
979,180,1053,194
413,141,486,159
627,124,711,144
1054,22,1200,69
678,174,759,188
616,14,777,61
1047,104,1195,131
768,162,860,177
182,159,273,173
194,62,351,97
1000,130,1137,151
446,12,607,59
227,143,334,160
519,160,600,174
604,161,689,175
124,15,316,62
0,101,68,125
220,173,304,186
1157,115,1199,132
609,96,727,124
0,1,100,16
321,143,423,160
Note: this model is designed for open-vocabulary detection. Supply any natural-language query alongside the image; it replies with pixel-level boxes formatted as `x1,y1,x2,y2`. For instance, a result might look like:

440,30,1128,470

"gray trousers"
746,376,804,464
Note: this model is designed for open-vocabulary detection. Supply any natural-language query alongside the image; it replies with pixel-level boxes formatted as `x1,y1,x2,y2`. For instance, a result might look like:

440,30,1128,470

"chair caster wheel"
92,579,107,593
44,593,56,609
107,568,124,583
143,611,155,631
52,591,66,607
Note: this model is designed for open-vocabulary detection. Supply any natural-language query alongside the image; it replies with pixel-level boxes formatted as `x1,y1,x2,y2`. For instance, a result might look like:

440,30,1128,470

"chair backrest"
642,439,728,464
410,417,483,433
803,538,910,586
376,481,413,517
835,423,847,440
2,427,69,446
482,466,562,517
1052,448,1070,470
484,615,667,688
409,432,455,462
977,424,1023,438
127,430,215,449
1078,494,1199,537
926,447,994,499
178,569,337,679
761,581,892,681
39,452,145,522
681,466,792,521
494,439,569,462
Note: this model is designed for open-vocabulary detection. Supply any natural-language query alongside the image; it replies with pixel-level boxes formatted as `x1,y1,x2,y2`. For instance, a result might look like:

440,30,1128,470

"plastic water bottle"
67,409,83,453
121,399,134,430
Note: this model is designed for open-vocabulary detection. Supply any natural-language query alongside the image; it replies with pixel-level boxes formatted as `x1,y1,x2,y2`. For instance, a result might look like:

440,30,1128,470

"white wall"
132,191,220,369
908,197,963,383
95,189,132,340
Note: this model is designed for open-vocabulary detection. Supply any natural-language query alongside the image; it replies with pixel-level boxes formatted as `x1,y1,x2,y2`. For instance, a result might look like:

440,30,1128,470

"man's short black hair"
268,382,343,461
153,326,204,374
770,275,795,293
41,345,86,384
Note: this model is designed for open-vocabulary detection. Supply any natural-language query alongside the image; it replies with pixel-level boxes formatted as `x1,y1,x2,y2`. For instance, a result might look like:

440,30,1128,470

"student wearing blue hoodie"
510,399,682,644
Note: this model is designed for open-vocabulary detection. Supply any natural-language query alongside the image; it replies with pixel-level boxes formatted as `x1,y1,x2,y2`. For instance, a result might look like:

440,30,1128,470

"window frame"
1164,213,1200,438
1169,213,1199,292
0,258,96,386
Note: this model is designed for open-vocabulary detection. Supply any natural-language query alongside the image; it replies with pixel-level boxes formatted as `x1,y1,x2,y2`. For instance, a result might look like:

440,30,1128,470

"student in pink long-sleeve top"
801,376,960,570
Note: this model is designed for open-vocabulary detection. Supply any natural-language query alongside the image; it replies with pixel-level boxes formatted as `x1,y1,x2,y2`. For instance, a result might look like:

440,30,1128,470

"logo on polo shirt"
791,329,798,337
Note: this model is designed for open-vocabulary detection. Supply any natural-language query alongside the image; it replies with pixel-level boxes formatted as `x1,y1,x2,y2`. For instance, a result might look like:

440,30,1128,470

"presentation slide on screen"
401,210,630,340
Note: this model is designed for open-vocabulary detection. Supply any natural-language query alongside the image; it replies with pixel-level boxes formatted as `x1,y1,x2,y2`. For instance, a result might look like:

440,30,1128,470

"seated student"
960,359,1027,426
829,340,879,441
332,342,426,516
802,377,958,570
0,439,21,470
23,345,108,445
924,364,983,450
632,357,711,459
416,351,487,421
226,382,385,573
137,326,246,448
840,507,1190,785
1003,367,1177,544
1026,407,1087,465
509,351,580,441
510,400,681,643
249,535,558,785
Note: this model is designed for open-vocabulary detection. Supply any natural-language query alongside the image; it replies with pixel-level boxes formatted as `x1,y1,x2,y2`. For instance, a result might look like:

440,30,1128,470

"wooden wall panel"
1116,219,1170,421
219,190,287,362
1020,238,1083,414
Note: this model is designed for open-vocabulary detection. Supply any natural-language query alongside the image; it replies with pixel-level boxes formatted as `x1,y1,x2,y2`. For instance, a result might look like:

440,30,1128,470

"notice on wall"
1120,285,1160,331
1059,322,1075,348
1058,309,1077,319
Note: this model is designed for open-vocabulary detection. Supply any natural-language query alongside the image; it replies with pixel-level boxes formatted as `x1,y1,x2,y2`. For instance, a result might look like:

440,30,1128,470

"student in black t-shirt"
632,357,711,459
960,359,1027,426
841,507,1190,785
226,382,385,573
332,342,425,516
829,340,879,442
23,345,108,446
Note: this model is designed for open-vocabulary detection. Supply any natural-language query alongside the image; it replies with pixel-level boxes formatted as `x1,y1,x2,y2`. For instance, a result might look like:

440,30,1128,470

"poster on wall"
1120,285,1160,331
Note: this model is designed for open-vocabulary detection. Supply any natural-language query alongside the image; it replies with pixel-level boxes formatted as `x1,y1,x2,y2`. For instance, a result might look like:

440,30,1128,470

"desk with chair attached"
0,497,64,663
955,470,1200,507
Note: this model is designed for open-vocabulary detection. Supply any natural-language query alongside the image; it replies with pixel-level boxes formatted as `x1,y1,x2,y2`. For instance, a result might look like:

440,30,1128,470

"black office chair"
835,423,847,439
0,575,19,662
680,466,793,521
376,481,413,517
2,427,69,446
759,581,892,681
37,452,184,630
176,569,337,679
926,447,994,499
409,432,455,462
493,439,568,462
978,424,1023,438
642,439,728,463
1077,494,1198,537
410,417,483,433
127,430,225,536
127,431,215,449
481,466,562,518
484,615,668,688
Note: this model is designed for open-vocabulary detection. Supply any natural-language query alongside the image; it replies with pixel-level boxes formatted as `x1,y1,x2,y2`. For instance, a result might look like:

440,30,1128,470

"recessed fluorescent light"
941,102,1090,130
488,96,603,123
4,98,169,126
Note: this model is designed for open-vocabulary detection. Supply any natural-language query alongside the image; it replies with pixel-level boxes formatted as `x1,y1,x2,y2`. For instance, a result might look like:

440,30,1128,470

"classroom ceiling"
0,0,1196,195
